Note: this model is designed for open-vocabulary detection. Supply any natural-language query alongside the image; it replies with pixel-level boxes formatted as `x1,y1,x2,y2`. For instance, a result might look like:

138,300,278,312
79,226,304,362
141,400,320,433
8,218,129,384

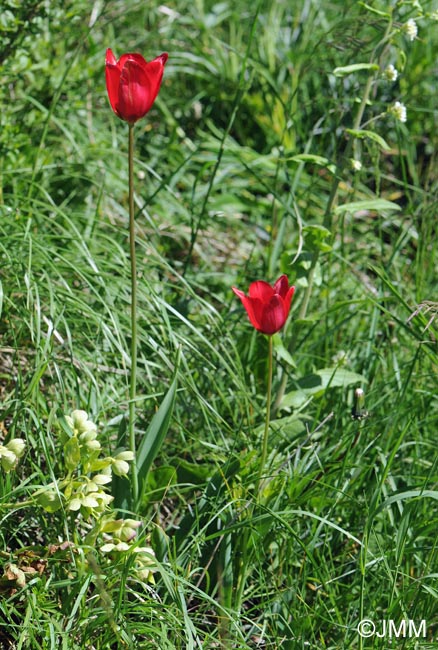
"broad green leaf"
281,390,312,410
283,368,367,408
346,128,391,151
299,367,367,391
334,199,401,215
333,63,379,76
136,374,178,508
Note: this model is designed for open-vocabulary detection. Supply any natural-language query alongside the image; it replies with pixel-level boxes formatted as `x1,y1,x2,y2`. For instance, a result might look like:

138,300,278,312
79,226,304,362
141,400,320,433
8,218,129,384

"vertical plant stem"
235,336,274,613
128,123,139,504
255,335,273,497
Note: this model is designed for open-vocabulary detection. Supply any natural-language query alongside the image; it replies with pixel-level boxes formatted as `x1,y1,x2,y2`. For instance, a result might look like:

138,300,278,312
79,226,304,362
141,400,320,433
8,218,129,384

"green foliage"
1,0,438,647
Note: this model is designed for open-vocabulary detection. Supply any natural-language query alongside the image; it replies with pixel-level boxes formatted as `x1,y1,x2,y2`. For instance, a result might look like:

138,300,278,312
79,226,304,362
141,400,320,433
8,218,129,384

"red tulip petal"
259,295,287,334
118,59,153,122
273,274,289,298
283,285,295,316
118,52,148,69
233,276,294,334
105,60,122,117
105,50,167,123
232,287,262,331
143,53,168,106
105,48,118,66
248,280,275,301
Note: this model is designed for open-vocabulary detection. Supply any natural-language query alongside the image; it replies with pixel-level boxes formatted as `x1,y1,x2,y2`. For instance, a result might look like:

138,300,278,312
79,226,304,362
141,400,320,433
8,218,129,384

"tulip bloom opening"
232,275,295,335
105,48,168,123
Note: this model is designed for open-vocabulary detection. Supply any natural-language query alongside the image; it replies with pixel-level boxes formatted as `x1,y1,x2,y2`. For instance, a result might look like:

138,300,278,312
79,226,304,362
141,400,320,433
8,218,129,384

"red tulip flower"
232,275,295,335
105,48,168,124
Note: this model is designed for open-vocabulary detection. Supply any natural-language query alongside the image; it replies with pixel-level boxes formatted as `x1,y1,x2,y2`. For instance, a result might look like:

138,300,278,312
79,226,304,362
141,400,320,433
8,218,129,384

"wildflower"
350,159,362,172
101,518,142,543
332,349,349,366
232,275,295,335
383,64,398,82
403,18,418,41
65,410,97,437
133,546,157,583
0,439,25,472
105,48,168,123
6,438,26,458
389,101,407,123
111,450,135,477
100,540,130,553
351,387,369,421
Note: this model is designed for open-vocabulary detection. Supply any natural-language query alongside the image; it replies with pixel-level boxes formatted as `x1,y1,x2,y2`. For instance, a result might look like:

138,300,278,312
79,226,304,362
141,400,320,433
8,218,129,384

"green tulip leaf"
136,372,178,508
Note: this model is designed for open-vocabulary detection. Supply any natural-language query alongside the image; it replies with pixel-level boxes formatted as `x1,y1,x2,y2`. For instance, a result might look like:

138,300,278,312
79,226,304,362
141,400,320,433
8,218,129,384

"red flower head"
232,275,295,335
105,48,168,124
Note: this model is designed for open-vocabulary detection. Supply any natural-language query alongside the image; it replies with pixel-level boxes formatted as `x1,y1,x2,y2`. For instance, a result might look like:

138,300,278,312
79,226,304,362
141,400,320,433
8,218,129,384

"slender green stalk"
128,123,139,504
235,335,274,613
255,335,273,497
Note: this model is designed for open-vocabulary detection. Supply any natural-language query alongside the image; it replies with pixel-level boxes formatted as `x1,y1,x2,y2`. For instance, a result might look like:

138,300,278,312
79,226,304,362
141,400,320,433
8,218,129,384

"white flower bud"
350,159,362,172
0,446,17,472
389,101,407,123
404,19,418,41
383,64,398,82
112,459,130,476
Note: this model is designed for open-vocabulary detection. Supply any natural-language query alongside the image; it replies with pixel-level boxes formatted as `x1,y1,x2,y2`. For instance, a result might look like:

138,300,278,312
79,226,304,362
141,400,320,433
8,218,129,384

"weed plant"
0,0,438,648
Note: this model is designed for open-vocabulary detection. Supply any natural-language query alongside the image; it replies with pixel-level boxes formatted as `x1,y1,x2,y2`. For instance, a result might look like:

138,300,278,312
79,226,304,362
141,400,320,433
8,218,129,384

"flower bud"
403,18,418,41
66,410,97,436
351,387,369,420
382,64,398,82
6,438,26,457
389,101,407,123
112,459,130,476
0,446,18,472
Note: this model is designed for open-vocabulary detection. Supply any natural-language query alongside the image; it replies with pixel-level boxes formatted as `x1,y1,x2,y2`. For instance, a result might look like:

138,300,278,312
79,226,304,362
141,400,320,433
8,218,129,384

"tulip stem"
235,335,274,614
128,122,139,504
256,335,273,497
